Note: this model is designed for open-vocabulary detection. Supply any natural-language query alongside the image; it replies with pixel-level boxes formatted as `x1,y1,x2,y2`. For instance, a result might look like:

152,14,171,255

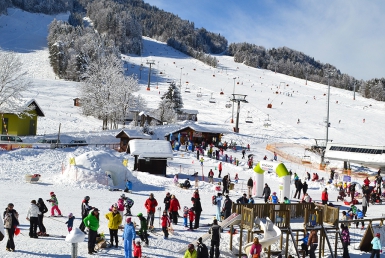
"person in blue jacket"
122,217,136,258
271,192,279,204
370,233,382,258
299,232,309,256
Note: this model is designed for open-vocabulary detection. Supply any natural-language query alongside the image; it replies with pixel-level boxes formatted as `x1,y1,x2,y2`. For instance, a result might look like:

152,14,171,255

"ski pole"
46,216,66,223
158,207,161,229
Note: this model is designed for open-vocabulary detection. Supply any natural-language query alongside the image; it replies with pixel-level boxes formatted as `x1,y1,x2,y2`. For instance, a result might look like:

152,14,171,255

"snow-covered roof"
129,139,173,159
115,129,152,139
165,123,230,136
0,98,45,116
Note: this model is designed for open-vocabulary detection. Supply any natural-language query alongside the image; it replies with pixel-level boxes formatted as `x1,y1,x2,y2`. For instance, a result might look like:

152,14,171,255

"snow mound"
61,150,129,188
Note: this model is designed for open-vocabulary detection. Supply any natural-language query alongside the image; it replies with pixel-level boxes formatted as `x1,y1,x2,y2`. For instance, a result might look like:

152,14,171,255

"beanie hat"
376,233,380,237
50,192,55,196
69,213,73,217
126,217,132,223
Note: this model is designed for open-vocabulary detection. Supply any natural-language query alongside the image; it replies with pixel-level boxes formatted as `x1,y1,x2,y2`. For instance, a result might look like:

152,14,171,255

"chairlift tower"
146,60,155,91
231,77,236,123
230,94,248,133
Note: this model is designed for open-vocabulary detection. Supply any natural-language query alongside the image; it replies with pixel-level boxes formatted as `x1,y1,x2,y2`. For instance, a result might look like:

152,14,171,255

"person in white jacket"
26,200,41,238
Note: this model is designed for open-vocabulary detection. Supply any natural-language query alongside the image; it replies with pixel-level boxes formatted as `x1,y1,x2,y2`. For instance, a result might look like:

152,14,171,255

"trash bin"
229,183,235,190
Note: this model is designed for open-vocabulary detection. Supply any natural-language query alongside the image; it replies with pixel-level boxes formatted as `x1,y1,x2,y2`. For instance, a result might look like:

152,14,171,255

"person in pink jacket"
249,237,262,257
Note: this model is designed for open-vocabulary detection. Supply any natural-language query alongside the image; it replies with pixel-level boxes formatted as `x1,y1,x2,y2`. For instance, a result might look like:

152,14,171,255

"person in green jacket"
137,213,149,246
105,206,122,248
183,243,197,258
83,208,100,254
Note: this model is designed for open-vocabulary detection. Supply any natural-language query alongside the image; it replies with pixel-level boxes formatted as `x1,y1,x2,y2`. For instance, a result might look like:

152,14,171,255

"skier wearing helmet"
122,217,136,258
46,192,62,217
184,243,197,258
79,196,93,233
137,213,148,246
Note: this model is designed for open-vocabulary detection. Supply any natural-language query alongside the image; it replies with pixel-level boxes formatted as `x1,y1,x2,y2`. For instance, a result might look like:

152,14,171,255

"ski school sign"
253,161,291,202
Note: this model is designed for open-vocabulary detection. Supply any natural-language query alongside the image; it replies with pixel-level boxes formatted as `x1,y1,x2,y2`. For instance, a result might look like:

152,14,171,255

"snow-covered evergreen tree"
161,82,183,113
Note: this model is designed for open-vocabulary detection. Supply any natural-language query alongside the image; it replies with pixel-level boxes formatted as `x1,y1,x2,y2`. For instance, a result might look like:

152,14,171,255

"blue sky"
144,0,385,80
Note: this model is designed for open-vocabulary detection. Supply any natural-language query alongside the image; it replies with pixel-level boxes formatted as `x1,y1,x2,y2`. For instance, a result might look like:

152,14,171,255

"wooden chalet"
115,129,151,153
129,139,173,176
177,109,198,121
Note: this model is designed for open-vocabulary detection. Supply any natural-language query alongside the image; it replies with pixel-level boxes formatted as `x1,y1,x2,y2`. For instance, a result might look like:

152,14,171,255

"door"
29,120,36,135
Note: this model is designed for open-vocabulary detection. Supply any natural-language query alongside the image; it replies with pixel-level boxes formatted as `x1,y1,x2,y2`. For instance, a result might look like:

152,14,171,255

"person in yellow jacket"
105,206,123,248
184,243,197,258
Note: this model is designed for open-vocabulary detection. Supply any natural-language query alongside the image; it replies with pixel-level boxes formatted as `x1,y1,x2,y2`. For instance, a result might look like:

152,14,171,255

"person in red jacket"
169,194,181,225
218,162,223,178
321,188,328,205
133,239,142,258
363,177,370,186
144,193,158,229
160,210,171,239
188,208,195,230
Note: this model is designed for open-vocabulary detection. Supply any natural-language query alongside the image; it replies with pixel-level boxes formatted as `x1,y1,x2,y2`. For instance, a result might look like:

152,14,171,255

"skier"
192,196,202,229
3,203,19,252
215,193,223,222
80,196,93,233
36,198,48,236
242,149,246,159
208,169,214,184
262,184,271,203
247,177,253,196
137,213,149,246
133,240,142,258
122,217,136,258
218,162,222,178
160,210,171,239
222,195,233,219
196,237,209,258
188,207,195,230
65,213,75,233
208,219,221,258
105,206,123,247
144,193,158,229
164,192,172,218
47,192,62,216
83,208,100,254
117,195,126,218
183,206,189,227
123,196,134,216
169,194,181,225
26,200,40,238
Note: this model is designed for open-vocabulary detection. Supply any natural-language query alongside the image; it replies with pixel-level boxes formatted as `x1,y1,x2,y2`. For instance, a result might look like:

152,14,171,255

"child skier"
117,195,125,218
47,192,62,216
123,196,134,216
65,213,75,233
161,210,171,239
183,206,189,227
188,207,195,230
234,173,239,183
133,240,142,258
137,213,149,246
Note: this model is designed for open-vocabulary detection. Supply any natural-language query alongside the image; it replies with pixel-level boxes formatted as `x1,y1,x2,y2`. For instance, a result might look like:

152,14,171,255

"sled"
25,174,41,183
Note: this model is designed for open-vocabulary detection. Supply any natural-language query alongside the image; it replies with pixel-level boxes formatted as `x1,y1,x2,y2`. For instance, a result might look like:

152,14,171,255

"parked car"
0,135,23,143
37,138,60,144
67,139,88,147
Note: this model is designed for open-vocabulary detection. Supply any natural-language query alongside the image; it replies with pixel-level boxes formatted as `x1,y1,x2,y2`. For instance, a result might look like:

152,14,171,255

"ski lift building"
177,109,198,122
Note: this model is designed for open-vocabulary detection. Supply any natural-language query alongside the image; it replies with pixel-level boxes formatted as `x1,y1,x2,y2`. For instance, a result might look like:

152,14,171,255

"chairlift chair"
245,111,253,123
263,114,271,127
225,100,232,108
197,88,202,98
185,85,191,93
209,93,216,103
302,150,312,164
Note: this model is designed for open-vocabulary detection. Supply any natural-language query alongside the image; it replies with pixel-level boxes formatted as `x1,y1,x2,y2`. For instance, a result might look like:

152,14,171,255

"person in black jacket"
164,192,172,219
196,237,209,258
192,197,203,229
294,179,303,199
209,219,221,258
302,181,308,196
222,174,230,195
247,177,253,196
262,184,271,203
236,194,248,204
349,183,356,202
79,196,93,232
3,203,19,252
222,195,233,219
37,198,48,236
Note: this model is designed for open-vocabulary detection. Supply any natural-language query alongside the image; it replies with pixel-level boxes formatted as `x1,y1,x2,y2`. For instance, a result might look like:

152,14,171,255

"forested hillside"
2,0,384,101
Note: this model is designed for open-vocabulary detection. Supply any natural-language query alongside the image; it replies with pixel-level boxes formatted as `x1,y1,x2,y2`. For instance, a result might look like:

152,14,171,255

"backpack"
197,243,209,258
212,196,217,205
